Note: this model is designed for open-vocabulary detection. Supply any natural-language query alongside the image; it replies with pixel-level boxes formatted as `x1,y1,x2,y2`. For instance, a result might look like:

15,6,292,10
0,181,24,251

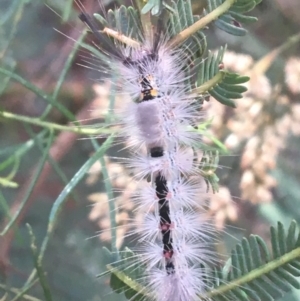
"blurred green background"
0,0,300,300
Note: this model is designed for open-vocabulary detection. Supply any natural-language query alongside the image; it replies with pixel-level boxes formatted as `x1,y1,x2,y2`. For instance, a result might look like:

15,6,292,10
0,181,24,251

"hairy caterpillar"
74,1,249,300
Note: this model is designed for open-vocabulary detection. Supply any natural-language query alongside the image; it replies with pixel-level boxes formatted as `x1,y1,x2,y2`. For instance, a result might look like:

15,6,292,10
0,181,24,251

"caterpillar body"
79,2,223,301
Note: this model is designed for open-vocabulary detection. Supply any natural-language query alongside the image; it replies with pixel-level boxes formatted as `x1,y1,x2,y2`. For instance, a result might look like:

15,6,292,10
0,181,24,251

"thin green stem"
0,130,53,236
251,31,300,75
0,68,76,121
25,124,80,203
102,27,141,48
0,283,42,301
62,0,74,22
193,72,226,94
92,140,117,255
101,155,117,254
38,134,114,262
13,270,39,301
41,30,88,120
0,177,18,188
0,191,12,219
201,246,300,299
0,110,112,135
107,264,147,297
10,278,39,301
168,0,236,47
27,224,53,301
0,0,25,59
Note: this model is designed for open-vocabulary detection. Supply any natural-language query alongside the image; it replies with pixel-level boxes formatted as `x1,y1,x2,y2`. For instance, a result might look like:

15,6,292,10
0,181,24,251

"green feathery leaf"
168,0,207,59
200,221,300,301
207,0,260,36
195,47,249,108
199,150,220,193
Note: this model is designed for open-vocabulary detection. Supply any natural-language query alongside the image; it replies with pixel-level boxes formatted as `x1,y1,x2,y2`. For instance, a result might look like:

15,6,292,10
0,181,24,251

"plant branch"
168,0,236,48
102,27,141,48
201,245,300,299
0,110,112,135
0,283,41,301
106,264,148,297
193,71,226,94
27,224,53,301
0,68,76,122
